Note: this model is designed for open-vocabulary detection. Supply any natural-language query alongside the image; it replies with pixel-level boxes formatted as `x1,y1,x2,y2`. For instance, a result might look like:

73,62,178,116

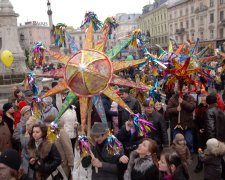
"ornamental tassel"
33,42,45,66
80,12,102,31
102,17,119,39
130,29,144,48
31,97,42,118
54,23,67,47
105,134,122,155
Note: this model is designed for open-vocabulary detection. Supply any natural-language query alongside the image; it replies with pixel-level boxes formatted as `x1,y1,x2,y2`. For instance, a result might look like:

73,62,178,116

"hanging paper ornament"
54,23,67,47
47,127,57,143
33,42,45,66
148,80,162,103
31,97,42,118
1,50,13,68
133,113,156,137
24,73,38,95
102,17,119,39
130,29,144,48
78,135,91,157
80,12,102,31
105,134,122,155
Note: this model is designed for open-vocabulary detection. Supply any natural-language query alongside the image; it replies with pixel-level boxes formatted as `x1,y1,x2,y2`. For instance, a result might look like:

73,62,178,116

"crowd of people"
0,76,225,180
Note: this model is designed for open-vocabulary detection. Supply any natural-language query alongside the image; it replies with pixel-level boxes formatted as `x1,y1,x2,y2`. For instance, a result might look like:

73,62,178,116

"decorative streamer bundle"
148,80,162,103
133,113,156,137
105,135,122,155
102,17,119,39
30,97,42,118
130,29,144,48
24,73,38,95
65,30,79,55
78,135,91,157
54,23,67,47
33,42,45,66
80,12,102,31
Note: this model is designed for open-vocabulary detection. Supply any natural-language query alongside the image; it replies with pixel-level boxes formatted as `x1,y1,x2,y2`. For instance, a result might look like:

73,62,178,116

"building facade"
137,0,169,53
18,21,51,50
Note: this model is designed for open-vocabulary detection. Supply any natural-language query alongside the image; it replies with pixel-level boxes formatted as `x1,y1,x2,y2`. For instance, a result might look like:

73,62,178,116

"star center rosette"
132,113,156,137
64,49,113,97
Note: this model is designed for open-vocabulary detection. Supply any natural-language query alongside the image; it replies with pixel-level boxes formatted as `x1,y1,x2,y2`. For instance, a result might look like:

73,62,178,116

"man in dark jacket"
166,85,196,154
84,122,124,180
118,88,141,128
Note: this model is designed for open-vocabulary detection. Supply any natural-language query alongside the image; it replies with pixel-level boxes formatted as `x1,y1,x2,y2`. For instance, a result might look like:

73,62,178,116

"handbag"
47,165,68,180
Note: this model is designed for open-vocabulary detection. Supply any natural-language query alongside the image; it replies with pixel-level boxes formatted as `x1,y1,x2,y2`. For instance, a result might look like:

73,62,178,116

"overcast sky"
9,0,153,28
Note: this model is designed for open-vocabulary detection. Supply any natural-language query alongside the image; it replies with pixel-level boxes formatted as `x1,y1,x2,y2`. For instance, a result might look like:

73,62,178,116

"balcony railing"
195,6,208,13
175,28,185,34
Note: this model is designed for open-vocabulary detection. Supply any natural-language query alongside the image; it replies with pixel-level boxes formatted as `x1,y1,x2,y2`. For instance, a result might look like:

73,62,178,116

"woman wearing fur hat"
171,133,191,165
0,110,12,153
27,124,61,180
3,102,15,135
123,138,159,180
41,96,58,123
199,138,225,180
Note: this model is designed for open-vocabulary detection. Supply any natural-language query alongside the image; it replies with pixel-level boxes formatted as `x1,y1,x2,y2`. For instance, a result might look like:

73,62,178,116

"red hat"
0,110,3,117
19,101,28,111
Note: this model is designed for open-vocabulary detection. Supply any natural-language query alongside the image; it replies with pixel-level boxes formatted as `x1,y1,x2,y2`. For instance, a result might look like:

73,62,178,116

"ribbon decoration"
47,127,57,143
130,29,144,48
80,12,102,31
33,42,45,66
102,17,119,39
133,113,156,137
31,97,42,118
148,80,162,103
54,23,67,47
24,73,38,95
105,134,122,155
65,29,79,54
78,135,91,157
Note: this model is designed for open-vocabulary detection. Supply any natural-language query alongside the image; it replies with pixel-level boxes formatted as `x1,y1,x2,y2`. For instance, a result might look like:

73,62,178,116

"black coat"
124,151,159,180
118,95,141,128
102,95,118,122
2,114,14,135
205,104,225,142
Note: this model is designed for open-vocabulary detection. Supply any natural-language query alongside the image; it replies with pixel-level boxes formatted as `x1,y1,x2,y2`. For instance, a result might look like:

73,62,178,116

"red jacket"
216,93,225,112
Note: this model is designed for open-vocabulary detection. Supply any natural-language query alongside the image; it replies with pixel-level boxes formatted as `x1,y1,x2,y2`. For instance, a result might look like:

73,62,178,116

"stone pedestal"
0,0,28,85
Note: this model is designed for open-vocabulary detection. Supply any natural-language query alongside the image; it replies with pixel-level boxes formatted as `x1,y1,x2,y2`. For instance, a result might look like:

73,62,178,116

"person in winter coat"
123,138,159,180
118,88,141,128
20,116,38,178
24,91,34,106
72,125,92,180
111,101,119,134
84,122,124,180
2,102,15,135
44,115,74,177
0,149,31,180
14,101,28,129
14,89,25,110
13,106,31,150
205,94,225,142
171,133,191,165
199,138,225,180
0,110,12,153
27,124,61,180
194,94,208,173
159,148,189,180
41,96,58,123
166,85,196,154
210,91,225,111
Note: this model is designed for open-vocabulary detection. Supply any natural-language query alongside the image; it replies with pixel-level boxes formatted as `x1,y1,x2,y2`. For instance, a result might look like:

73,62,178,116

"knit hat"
206,94,217,105
20,106,30,116
206,138,219,150
18,101,28,111
3,103,13,112
0,149,21,171
51,81,58,88
91,122,107,135
42,96,53,106
24,90,33,97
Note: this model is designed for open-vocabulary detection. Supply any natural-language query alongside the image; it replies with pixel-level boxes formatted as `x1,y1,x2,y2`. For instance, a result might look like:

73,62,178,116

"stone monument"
0,0,28,85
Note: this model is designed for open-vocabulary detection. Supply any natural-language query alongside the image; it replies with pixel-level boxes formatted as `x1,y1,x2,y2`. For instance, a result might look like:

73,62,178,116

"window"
161,25,163,32
186,8,188,15
191,18,194,27
170,24,173,33
200,32,204,40
175,23,178,29
170,13,172,20
220,28,224,38
186,33,189,39
221,0,224,4
165,36,167,43
210,13,214,23
200,16,204,25
165,24,167,31
191,33,195,41
174,10,177,18
29,30,32,36
79,36,82,40
175,36,178,41
210,0,214,7
220,11,224,21
180,9,183,17
180,21,183,28
210,30,214,39
186,20,189,28
200,2,203,9
191,6,194,13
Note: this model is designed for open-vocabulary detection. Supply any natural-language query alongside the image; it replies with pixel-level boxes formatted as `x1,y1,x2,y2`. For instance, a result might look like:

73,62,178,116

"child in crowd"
171,133,191,165
159,148,189,180
199,138,225,180
154,102,165,117
72,125,92,180
111,101,119,134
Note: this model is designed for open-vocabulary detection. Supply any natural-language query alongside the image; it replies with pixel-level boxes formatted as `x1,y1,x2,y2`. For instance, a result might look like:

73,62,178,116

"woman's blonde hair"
26,116,38,127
